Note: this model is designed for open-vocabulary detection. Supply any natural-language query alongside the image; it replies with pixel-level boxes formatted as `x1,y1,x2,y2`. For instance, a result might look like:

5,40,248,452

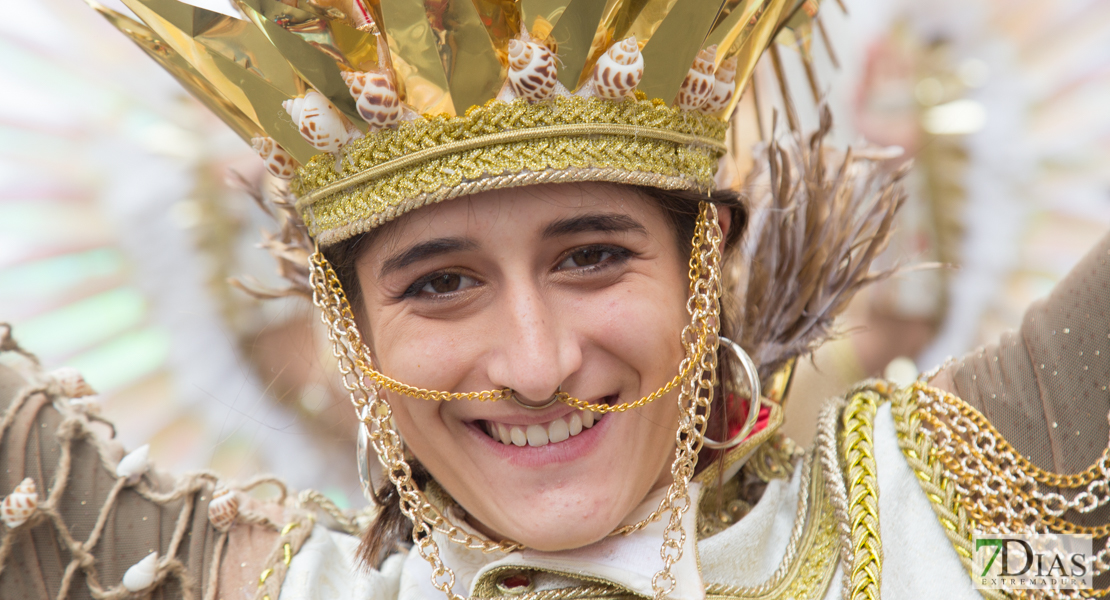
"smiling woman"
329,183,743,558
4,0,1110,599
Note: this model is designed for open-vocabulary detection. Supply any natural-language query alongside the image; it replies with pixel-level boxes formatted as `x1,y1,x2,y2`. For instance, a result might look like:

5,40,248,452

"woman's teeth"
485,410,600,447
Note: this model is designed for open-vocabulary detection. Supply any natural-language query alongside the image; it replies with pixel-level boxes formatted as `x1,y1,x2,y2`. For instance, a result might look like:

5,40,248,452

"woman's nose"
485,282,581,404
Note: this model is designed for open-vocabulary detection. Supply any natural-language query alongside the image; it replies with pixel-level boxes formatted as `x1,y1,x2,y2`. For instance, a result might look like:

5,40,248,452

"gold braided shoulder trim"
813,382,892,600
889,385,1009,600
292,96,729,244
839,384,885,600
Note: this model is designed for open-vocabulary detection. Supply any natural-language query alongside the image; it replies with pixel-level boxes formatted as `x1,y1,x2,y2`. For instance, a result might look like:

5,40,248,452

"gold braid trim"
292,96,728,244
840,383,887,600
889,386,1009,600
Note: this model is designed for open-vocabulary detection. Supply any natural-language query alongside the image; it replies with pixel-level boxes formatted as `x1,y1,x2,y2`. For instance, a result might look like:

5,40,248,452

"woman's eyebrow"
379,237,477,277
541,213,647,239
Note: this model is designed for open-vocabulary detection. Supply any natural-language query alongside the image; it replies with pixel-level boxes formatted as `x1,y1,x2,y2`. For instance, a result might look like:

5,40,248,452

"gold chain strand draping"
841,386,885,600
908,381,1110,598
888,387,1009,600
308,202,725,600
911,381,1110,539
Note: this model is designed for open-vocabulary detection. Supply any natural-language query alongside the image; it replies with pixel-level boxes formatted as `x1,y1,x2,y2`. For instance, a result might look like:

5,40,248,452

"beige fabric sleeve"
937,230,1110,475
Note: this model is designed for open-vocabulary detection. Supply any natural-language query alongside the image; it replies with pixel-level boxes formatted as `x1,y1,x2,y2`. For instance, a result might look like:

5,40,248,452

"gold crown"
89,0,808,245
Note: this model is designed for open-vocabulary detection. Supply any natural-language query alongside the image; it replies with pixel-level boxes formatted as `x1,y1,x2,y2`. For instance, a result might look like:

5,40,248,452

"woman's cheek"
577,286,687,373
375,317,484,390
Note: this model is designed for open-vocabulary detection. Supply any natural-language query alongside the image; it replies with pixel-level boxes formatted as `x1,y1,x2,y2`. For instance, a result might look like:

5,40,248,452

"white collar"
399,482,705,600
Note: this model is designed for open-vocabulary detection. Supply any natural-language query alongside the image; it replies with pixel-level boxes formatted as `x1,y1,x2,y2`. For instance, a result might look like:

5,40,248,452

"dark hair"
322,184,750,567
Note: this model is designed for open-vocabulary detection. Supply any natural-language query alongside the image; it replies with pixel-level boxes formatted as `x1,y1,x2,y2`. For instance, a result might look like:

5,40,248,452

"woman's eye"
558,246,626,270
405,272,476,297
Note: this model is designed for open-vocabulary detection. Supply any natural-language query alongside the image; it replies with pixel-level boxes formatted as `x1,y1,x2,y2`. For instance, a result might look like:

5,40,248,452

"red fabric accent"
500,574,531,589
725,394,772,441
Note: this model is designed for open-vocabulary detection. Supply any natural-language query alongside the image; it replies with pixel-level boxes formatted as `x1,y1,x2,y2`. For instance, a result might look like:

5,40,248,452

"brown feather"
736,106,908,382
227,176,314,300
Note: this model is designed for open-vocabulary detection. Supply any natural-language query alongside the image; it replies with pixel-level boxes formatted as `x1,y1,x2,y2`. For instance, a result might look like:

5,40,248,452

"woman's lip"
464,408,611,467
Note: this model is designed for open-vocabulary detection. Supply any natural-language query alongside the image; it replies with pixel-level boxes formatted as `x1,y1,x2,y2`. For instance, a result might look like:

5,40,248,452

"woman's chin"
492,515,619,553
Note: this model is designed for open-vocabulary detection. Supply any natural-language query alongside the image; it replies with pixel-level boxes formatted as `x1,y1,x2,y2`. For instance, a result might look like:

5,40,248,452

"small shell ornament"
117,444,150,483
700,55,738,114
207,487,239,531
70,395,102,415
49,367,96,398
676,47,716,110
122,552,159,592
251,137,297,180
507,39,558,102
342,71,402,130
591,36,644,100
283,91,349,154
1,478,38,528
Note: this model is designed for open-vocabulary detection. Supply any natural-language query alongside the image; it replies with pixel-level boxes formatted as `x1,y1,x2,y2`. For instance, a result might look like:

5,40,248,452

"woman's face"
356,183,718,551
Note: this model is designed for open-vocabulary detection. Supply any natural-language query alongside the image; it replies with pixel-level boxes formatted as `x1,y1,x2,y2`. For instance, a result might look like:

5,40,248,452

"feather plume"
735,107,908,383
228,174,314,300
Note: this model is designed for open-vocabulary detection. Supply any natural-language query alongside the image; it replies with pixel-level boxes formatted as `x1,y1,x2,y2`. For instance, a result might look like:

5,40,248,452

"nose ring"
510,387,562,410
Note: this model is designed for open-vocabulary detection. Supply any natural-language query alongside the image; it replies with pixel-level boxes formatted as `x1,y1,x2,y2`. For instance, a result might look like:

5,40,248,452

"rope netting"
0,323,334,600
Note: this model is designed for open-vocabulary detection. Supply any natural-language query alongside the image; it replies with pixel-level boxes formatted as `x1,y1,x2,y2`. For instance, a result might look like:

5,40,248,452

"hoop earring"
703,337,762,450
511,387,562,410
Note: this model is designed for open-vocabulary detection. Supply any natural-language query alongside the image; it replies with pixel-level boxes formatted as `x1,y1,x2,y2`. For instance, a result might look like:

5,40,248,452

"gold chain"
363,361,694,413
309,201,724,600
912,381,1110,539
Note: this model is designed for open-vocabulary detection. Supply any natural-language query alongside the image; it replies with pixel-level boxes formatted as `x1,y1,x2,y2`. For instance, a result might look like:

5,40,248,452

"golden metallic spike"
638,0,723,103
240,0,380,70
726,0,790,117
86,0,259,143
474,0,524,59
548,0,609,92
207,49,320,163
376,0,454,115
102,0,319,161
519,0,572,41
707,0,749,36
121,0,268,123
121,0,301,96
705,0,771,71
425,0,507,116
235,0,369,131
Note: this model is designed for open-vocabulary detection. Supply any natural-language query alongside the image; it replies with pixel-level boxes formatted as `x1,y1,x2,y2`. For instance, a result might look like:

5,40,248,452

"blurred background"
1,0,1107,505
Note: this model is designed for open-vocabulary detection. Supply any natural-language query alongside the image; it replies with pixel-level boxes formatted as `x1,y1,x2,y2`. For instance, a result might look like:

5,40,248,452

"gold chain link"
308,201,725,600
912,382,1110,540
